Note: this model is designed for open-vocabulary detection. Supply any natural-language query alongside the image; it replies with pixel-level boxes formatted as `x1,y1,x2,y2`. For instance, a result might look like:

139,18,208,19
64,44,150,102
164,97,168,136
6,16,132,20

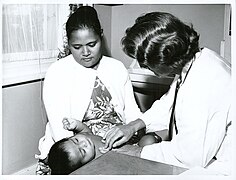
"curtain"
2,4,92,85
2,4,58,62
58,4,83,59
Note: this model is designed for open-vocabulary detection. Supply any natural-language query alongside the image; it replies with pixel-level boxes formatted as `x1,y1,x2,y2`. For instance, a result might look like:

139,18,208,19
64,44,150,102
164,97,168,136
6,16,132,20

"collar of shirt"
180,49,203,86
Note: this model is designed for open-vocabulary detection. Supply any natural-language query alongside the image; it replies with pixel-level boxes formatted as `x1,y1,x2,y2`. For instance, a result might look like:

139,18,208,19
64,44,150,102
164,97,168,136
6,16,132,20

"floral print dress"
82,76,124,137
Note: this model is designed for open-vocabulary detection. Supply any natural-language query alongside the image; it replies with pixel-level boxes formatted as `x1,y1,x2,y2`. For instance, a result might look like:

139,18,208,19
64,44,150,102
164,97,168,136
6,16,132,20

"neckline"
179,59,194,86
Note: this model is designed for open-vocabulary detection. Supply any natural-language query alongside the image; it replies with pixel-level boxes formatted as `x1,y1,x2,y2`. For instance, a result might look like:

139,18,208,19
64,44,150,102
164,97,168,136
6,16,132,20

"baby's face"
65,133,96,166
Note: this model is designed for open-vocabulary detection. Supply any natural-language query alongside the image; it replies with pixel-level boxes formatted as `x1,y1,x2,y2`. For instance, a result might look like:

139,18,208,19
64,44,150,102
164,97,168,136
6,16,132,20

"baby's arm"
62,118,92,134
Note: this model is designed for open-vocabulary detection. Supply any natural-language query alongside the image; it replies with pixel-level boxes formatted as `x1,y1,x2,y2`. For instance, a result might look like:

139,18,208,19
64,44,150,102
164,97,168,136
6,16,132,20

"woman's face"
68,28,102,69
148,64,175,78
65,133,96,166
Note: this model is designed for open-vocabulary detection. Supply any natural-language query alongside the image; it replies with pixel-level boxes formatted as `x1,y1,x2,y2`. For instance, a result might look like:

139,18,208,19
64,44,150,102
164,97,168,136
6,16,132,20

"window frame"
2,51,58,86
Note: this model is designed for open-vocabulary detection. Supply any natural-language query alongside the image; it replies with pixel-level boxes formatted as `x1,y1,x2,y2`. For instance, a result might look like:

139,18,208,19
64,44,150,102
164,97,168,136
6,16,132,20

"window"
2,4,64,86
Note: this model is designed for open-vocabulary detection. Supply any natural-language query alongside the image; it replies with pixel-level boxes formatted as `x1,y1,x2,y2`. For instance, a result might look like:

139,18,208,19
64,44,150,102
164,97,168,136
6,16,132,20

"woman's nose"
82,46,90,56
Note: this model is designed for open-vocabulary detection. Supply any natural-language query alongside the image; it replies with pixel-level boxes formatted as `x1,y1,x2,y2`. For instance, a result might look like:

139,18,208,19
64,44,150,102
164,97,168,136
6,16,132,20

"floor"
12,163,37,175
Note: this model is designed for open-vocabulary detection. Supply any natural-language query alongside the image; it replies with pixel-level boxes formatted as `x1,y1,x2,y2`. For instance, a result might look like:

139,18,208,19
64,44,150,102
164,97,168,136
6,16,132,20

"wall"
2,81,47,174
95,5,112,57
110,4,225,68
222,4,231,63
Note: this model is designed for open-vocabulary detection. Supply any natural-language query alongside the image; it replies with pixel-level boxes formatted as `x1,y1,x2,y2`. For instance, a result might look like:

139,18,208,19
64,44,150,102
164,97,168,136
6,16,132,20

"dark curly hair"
121,12,200,74
66,6,103,41
48,138,82,175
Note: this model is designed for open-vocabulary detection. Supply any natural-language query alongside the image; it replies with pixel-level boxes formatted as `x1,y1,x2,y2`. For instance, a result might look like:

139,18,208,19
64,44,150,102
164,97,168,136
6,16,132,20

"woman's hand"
102,119,146,150
102,124,135,150
98,147,110,154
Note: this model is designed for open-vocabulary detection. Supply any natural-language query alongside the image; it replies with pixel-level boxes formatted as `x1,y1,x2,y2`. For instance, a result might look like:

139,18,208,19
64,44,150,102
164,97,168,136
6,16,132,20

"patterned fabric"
82,76,124,137
35,160,51,175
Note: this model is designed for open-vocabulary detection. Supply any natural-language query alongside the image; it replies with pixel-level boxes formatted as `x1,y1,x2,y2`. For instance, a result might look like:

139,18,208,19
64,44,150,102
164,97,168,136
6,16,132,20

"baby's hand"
62,118,78,131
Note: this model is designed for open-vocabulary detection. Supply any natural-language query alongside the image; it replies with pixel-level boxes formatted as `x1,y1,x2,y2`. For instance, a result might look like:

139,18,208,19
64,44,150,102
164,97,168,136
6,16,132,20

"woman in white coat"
103,11,232,175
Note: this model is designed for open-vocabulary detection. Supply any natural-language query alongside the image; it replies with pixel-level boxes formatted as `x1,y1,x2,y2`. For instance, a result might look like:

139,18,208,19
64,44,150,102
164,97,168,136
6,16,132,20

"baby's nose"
78,140,87,148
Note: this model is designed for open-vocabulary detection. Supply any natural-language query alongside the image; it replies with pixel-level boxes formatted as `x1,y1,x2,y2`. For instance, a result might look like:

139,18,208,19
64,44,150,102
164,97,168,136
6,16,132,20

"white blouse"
37,55,141,159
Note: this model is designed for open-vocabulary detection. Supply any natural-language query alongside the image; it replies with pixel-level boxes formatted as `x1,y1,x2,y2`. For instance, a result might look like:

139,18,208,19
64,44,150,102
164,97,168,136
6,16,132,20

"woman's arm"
42,64,74,141
122,69,142,124
102,75,177,150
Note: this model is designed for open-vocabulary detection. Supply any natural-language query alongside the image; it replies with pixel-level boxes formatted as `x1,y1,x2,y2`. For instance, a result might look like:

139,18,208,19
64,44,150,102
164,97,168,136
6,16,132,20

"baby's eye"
74,138,79,143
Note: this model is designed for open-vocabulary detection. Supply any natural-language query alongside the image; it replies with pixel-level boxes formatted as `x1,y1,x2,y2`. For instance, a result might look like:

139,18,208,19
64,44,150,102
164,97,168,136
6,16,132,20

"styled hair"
48,138,82,175
66,6,103,41
121,12,200,72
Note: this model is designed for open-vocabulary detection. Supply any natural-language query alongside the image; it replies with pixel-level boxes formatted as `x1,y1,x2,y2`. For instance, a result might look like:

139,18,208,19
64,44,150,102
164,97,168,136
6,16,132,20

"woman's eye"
73,46,82,49
88,42,96,47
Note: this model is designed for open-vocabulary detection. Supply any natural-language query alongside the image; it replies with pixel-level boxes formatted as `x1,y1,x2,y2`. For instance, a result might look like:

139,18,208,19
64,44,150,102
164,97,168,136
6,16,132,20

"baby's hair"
48,138,82,175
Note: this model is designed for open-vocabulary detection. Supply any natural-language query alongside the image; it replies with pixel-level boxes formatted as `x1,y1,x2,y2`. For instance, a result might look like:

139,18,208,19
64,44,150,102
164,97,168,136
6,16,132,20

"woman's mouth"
82,58,93,62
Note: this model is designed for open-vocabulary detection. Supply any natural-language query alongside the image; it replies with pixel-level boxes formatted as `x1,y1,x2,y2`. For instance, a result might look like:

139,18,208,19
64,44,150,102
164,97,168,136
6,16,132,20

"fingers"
62,118,75,130
103,128,118,142
62,118,70,130
62,117,68,124
98,147,109,154
103,128,120,149
102,128,112,141
112,136,127,147
105,130,125,150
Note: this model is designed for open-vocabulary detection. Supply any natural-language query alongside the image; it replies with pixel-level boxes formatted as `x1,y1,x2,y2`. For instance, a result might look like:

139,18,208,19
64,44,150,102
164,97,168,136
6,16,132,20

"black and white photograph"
1,0,235,179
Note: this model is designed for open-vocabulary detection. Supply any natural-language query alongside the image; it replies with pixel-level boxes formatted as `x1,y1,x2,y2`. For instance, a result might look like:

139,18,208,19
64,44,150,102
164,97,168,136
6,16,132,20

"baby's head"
48,133,96,174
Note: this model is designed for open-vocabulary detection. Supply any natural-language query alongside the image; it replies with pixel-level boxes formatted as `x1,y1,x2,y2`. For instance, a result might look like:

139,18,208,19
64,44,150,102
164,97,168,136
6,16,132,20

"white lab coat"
140,48,232,175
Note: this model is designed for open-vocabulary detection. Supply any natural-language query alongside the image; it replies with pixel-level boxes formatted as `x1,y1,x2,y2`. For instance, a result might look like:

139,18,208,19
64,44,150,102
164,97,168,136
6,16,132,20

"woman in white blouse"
36,6,158,175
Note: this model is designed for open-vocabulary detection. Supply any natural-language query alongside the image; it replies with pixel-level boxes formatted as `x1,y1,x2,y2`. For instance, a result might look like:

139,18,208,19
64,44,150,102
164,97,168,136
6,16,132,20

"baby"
48,118,160,175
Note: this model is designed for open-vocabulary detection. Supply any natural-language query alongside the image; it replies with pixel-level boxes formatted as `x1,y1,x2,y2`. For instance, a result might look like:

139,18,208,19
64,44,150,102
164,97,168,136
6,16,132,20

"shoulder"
101,56,125,66
100,56,127,72
44,55,75,82
46,55,73,74
200,48,231,73
98,56,129,82
197,48,231,88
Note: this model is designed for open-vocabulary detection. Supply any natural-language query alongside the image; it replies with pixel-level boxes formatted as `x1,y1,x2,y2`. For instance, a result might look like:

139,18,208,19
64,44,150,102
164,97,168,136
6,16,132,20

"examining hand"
98,147,110,154
102,119,146,150
102,124,135,150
